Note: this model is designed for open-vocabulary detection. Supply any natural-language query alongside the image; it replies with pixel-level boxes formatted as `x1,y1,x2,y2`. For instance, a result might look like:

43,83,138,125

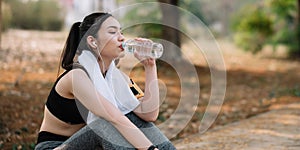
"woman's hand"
137,56,156,68
133,38,156,67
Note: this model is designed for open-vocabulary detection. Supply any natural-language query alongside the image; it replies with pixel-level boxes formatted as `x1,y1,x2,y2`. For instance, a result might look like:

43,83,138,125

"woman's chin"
117,52,125,58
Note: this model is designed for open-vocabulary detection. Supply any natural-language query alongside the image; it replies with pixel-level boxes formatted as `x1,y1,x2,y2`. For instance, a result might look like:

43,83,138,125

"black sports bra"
45,66,144,125
46,69,88,124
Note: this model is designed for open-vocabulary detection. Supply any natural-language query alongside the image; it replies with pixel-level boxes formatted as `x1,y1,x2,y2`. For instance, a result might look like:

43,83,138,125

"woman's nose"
118,32,125,42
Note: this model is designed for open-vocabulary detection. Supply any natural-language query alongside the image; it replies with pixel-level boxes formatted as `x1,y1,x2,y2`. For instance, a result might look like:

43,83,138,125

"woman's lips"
119,45,124,51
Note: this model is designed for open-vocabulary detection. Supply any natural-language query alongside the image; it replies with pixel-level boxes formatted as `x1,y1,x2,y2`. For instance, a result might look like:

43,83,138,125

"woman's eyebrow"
107,26,122,30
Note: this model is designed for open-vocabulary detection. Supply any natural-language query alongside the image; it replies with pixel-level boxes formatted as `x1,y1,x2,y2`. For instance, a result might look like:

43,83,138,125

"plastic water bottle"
122,39,163,59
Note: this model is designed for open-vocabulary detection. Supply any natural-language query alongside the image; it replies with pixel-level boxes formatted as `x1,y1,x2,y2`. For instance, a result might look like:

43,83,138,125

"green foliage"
5,0,63,31
121,2,162,38
1,2,12,32
268,0,296,18
35,0,64,31
122,0,208,39
231,5,273,53
231,0,299,57
267,0,299,57
275,86,300,97
233,32,262,54
237,8,273,36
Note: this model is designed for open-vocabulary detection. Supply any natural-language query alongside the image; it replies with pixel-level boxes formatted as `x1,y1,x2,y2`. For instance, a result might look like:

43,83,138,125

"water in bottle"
122,39,163,59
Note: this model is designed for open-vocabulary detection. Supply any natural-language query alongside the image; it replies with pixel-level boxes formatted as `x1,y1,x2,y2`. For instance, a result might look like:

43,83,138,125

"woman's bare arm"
66,69,153,149
134,60,160,122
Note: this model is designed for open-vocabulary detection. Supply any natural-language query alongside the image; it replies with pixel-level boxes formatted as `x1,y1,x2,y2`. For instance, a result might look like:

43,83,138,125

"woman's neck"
97,57,112,75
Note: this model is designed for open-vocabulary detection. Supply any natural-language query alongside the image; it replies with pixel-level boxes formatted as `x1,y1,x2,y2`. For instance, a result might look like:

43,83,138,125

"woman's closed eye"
108,31,124,37
109,31,116,34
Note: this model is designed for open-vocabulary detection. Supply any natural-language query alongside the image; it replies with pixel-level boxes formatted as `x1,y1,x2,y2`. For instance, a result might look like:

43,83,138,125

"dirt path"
174,103,300,150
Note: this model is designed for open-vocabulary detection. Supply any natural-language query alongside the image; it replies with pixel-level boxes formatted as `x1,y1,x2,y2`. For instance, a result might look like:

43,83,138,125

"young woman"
34,12,176,150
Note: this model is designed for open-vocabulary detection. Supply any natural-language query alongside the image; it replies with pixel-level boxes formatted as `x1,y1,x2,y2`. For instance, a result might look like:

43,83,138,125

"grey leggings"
35,112,176,150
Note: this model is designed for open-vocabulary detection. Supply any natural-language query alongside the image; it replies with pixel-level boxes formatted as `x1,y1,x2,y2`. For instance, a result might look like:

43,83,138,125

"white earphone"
93,41,97,47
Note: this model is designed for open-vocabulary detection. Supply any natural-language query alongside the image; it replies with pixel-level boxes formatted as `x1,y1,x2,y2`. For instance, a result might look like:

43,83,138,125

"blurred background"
0,0,299,149
1,0,299,58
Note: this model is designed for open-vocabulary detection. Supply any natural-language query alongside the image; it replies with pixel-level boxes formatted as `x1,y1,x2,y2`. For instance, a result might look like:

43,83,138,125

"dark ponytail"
60,22,81,70
57,12,112,76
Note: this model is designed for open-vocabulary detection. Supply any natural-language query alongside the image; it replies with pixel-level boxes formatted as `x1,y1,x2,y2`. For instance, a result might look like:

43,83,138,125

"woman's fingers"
133,37,154,61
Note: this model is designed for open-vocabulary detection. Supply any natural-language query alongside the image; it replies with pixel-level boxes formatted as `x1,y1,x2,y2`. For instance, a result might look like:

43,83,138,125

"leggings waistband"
37,131,70,144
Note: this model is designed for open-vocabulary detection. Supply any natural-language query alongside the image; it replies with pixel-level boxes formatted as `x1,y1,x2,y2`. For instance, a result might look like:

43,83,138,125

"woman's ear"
87,36,98,49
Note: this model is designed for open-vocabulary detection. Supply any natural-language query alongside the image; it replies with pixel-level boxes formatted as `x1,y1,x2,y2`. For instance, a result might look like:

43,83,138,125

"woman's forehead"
102,17,121,29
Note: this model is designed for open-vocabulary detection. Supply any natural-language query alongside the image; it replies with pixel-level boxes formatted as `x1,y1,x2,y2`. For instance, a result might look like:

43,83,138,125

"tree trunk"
158,0,181,62
0,0,2,49
98,0,103,11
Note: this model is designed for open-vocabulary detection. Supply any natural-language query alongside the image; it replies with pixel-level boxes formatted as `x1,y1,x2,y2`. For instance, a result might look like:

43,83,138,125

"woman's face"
96,17,125,60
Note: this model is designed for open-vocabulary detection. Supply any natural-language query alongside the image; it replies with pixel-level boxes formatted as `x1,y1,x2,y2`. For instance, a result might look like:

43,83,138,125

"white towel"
78,50,140,124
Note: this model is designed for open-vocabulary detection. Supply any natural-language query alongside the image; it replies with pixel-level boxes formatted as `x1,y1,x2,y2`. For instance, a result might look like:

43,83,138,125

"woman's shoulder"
54,68,90,94
64,63,89,76
66,68,90,80
56,68,89,85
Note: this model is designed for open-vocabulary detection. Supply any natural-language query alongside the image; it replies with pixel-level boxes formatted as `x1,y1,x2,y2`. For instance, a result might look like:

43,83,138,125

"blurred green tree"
267,0,299,58
35,0,63,31
3,0,63,31
231,0,299,58
231,4,273,53
1,2,12,31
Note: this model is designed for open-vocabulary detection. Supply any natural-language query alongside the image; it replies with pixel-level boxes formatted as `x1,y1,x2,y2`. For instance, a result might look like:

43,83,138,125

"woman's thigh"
57,112,176,150
56,119,134,150
54,125,104,150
